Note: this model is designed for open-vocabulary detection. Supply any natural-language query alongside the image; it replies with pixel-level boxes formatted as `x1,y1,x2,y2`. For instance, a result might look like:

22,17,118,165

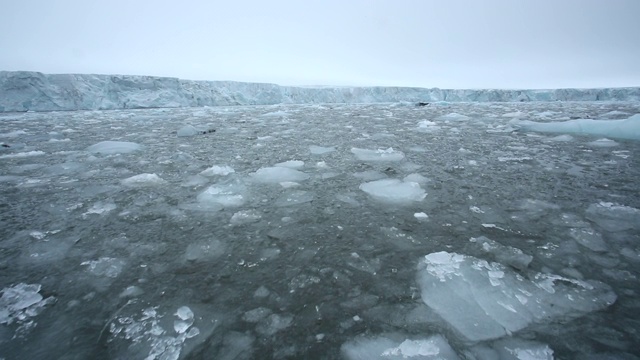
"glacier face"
1,71,639,112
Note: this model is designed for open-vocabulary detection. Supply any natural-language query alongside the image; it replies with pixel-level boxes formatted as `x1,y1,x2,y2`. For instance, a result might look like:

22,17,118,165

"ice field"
1,101,640,359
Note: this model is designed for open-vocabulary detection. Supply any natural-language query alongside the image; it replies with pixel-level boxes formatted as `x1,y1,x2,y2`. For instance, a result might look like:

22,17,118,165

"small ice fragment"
175,306,194,321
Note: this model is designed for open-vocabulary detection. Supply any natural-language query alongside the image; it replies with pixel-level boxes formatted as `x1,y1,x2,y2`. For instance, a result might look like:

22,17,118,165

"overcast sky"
1,0,639,89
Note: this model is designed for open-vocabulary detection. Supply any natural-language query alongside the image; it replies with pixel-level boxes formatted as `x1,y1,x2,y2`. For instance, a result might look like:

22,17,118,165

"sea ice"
588,138,618,147
250,166,309,183
230,210,262,225
416,251,617,342
121,173,166,187
274,160,304,169
512,114,640,141
585,202,640,232
0,150,45,159
309,145,335,155
351,147,405,162
176,125,199,137
437,113,470,121
341,334,459,360
199,165,234,176
470,236,533,271
197,183,246,207
86,141,142,154
569,227,608,252
470,338,554,360
81,257,125,278
359,179,426,205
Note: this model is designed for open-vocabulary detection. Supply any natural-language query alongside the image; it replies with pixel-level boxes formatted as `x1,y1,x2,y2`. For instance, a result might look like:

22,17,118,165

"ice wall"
1,71,639,112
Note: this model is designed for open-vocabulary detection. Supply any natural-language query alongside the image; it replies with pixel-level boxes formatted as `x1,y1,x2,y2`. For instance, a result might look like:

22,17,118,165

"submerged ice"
416,251,617,342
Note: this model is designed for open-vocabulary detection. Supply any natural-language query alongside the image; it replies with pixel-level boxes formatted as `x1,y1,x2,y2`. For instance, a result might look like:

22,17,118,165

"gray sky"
1,0,639,89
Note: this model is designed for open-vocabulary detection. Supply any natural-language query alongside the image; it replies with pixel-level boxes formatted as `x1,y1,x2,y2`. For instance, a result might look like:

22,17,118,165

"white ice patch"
351,147,405,162
230,210,262,225
83,201,117,217
274,160,304,169
416,251,617,342
197,183,246,207
359,179,426,205
250,167,309,183
199,165,234,177
0,150,46,159
121,173,166,187
176,125,199,137
0,283,55,337
86,141,142,154
403,173,429,184
341,334,459,360
109,304,202,360
512,114,640,141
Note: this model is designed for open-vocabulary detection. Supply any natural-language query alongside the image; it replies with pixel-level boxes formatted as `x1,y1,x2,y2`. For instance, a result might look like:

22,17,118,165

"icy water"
1,102,639,359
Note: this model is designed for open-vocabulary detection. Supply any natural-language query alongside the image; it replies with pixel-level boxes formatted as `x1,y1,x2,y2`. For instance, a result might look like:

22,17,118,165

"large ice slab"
250,166,309,183
416,251,617,342
512,114,640,141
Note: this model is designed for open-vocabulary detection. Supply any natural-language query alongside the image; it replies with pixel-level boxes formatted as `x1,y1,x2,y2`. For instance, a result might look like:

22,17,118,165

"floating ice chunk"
351,147,405,162
585,202,640,232
121,173,166,187
416,251,617,342
175,306,194,321
471,338,554,360
119,286,144,298
0,283,54,331
81,257,125,278
569,227,608,252
274,160,304,169
177,125,199,137
83,200,117,217
86,141,142,154
250,167,309,183
275,190,314,207
512,114,640,141
341,334,459,360
230,210,262,225
360,179,426,205
199,165,234,176
310,145,336,155
437,112,470,121
197,183,246,207
470,236,533,271
414,212,429,220
0,150,45,159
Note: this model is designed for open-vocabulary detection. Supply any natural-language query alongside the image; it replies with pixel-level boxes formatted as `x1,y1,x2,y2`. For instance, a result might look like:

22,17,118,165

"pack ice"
416,251,617,342
512,114,640,141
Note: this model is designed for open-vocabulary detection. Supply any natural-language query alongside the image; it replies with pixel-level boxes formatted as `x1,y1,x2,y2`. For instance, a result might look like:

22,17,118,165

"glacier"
1,71,640,112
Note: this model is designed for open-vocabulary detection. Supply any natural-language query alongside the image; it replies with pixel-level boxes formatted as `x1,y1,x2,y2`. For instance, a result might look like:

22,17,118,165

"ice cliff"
1,71,639,112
